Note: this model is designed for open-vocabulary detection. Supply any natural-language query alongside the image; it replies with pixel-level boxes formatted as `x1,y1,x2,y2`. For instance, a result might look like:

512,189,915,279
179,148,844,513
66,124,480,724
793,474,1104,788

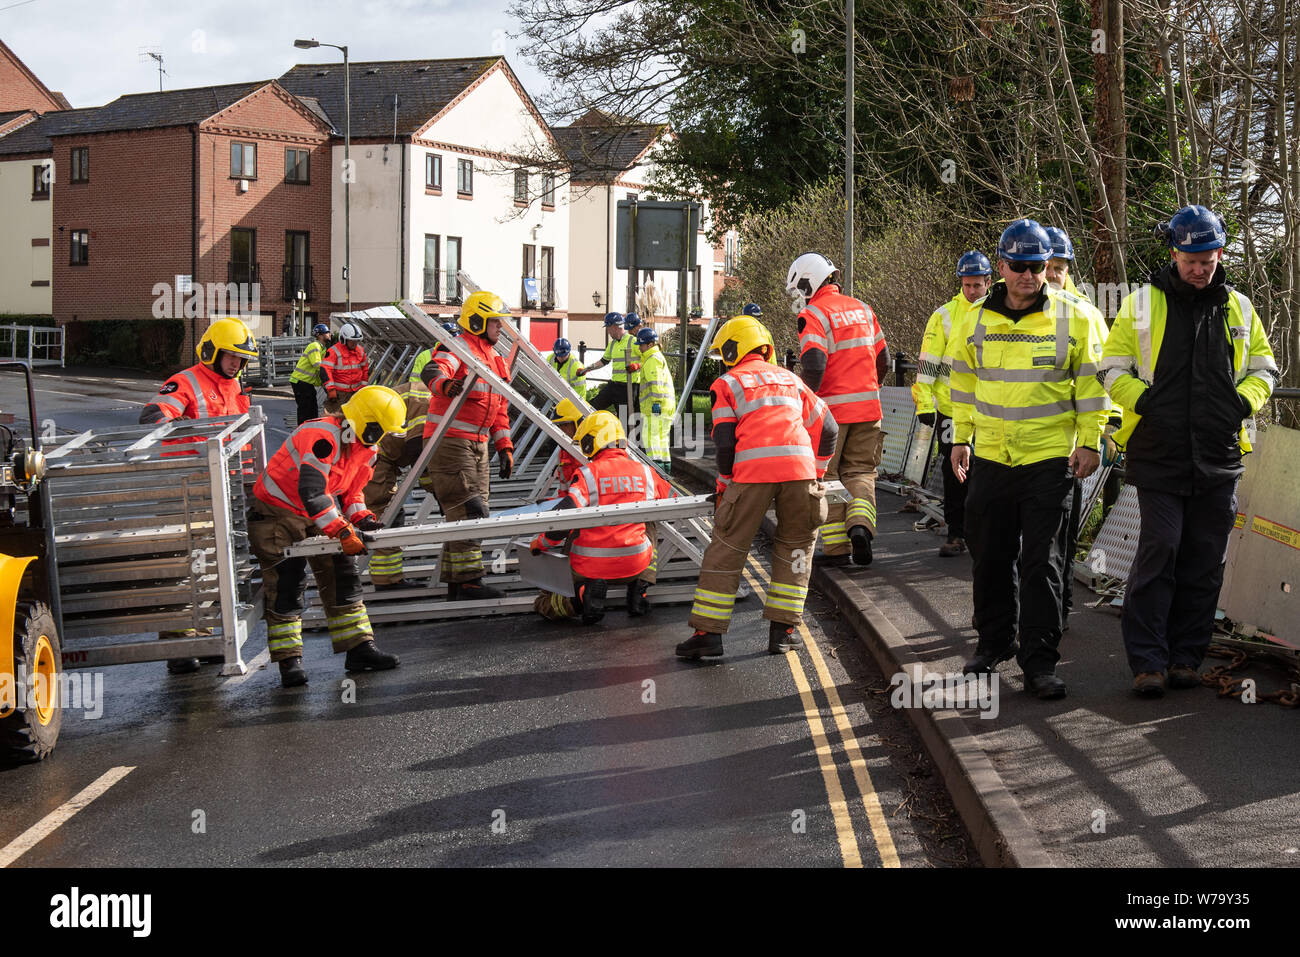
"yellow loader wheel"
1,602,62,762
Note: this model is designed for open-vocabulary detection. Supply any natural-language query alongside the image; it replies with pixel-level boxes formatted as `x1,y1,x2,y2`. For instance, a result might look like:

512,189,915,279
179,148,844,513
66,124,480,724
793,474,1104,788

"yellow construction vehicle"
0,362,62,761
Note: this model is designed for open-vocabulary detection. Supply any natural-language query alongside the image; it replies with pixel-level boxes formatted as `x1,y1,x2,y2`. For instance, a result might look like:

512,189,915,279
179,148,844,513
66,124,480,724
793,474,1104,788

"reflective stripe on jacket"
911,293,972,417
147,362,251,456
377,381,430,468
1101,283,1278,454
289,340,325,386
798,284,887,423
550,354,586,395
422,333,513,451
564,448,673,580
254,417,376,535
711,353,832,484
409,347,434,387
636,347,676,416
320,342,369,395
604,336,632,383
947,284,1109,466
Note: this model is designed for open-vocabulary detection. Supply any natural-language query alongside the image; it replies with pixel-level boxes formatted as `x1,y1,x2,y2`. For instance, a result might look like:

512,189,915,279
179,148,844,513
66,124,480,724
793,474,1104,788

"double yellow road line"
742,557,900,869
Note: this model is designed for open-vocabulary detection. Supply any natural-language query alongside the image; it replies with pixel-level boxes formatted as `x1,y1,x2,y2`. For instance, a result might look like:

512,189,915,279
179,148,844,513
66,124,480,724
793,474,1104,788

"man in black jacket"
1101,205,1279,697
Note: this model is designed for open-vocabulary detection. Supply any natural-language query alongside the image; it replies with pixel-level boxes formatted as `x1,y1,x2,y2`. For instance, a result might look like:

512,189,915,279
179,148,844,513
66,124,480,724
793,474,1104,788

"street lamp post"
295,38,351,313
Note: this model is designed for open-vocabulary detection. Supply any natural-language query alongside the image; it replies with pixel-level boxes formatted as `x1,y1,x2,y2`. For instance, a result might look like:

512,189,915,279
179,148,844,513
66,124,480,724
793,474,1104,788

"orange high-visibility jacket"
146,362,250,422
558,448,673,580
710,354,834,487
142,362,251,457
254,418,376,536
320,342,369,397
797,284,887,423
422,333,513,452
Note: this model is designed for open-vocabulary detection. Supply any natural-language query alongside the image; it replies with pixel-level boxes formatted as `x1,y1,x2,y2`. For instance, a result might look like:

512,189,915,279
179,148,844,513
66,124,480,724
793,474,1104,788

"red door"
529,319,560,350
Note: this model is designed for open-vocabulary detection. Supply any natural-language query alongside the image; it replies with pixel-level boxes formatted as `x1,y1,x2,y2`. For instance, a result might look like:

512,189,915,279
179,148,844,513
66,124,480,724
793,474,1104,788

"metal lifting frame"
287,295,818,620
38,410,267,675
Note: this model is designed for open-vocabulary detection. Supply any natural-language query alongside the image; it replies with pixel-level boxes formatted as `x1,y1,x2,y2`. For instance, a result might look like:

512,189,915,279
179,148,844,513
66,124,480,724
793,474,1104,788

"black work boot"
850,527,873,566
626,579,651,617
1025,672,1067,700
962,641,1019,675
676,630,724,659
768,621,804,654
167,657,201,675
580,580,608,625
278,656,308,688
345,640,400,672
447,579,505,601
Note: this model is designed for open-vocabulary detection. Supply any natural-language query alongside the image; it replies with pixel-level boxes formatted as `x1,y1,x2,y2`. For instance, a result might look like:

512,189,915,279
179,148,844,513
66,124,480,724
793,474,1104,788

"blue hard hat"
552,337,571,357
955,250,992,276
623,312,642,330
312,323,330,336
635,327,658,346
1044,227,1075,261
742,303,763,317
441,321,459,337
603,311,625,327
997,219,1053,262
1164,205,1226,252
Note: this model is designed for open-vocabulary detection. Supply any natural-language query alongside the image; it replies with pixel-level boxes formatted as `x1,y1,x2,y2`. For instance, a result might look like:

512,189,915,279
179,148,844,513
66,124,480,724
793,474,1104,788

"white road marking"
0,765,135,867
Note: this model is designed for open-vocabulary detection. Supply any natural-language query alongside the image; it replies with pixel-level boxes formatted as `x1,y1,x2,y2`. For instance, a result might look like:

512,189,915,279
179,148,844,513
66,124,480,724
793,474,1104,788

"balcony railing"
422,267,440,303
228,262,260,287
521,275,557,310
444,269,463,305
282,264,315,302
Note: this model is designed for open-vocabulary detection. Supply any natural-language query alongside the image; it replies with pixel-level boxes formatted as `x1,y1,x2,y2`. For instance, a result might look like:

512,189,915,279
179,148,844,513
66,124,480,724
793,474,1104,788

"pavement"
672,446,1300,868
0,367,977,867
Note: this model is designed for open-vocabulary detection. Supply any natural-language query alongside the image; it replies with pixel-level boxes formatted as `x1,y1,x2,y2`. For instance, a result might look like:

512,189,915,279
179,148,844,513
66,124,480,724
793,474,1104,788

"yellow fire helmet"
342,385,408,447
709,315,774,367
459,290,512,336
574,410,626,459
197,317,258,376
551,398,585,425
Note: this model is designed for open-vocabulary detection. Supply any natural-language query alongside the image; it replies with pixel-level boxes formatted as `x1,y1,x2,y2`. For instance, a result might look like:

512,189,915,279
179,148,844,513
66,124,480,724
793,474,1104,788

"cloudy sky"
2,0,551,109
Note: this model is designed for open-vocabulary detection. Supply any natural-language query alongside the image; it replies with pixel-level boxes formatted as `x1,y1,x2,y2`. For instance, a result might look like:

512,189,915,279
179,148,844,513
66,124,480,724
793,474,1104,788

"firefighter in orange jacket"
141,317,255,427
550,398,586,491
530,411,674,624
141,317,258,674
788,252,890,568
248,385,407,688
421,291,515,600
320,321,369,414
677,315,838,659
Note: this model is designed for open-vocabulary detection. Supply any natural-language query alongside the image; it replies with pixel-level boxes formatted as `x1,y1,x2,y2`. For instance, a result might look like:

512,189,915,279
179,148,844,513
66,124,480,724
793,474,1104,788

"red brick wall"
52,85,334,358
0,46,65,113
52,126,194,346
198,85,332,342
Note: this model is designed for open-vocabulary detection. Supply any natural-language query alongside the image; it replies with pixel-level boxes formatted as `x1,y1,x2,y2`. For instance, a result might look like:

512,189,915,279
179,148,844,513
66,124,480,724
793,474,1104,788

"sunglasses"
1003,260,1047,274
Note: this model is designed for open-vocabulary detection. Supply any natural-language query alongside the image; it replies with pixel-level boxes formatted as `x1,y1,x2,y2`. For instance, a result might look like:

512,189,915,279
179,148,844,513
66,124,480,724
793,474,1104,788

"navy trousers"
1121,481,1238,675
965,456,1074,677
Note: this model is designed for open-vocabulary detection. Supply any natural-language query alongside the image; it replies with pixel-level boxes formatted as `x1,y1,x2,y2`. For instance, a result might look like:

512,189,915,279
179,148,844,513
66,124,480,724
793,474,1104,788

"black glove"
498,449,513,480
444,378,464,398
355,516,384,532
917,412,936,428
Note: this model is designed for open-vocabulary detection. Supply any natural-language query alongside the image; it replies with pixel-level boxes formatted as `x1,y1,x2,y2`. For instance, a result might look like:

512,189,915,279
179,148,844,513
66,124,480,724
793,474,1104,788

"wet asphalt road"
0,368,970,867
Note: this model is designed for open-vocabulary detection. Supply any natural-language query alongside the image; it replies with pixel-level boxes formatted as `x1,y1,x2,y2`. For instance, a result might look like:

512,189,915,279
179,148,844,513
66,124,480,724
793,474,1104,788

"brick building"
0,38,70,114
46,80,333,354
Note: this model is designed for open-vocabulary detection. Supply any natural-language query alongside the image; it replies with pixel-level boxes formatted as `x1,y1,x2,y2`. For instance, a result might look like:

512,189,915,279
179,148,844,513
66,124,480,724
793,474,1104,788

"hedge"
63,319,187,370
